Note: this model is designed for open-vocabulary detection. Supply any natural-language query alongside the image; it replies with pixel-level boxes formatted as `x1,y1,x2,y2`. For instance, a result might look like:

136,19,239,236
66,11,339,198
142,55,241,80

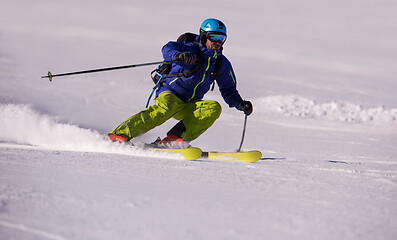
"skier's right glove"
238,100,253,116
175,52,197,65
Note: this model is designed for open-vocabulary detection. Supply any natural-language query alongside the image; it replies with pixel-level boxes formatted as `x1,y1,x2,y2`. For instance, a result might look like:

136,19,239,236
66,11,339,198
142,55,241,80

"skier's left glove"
238,100,253,116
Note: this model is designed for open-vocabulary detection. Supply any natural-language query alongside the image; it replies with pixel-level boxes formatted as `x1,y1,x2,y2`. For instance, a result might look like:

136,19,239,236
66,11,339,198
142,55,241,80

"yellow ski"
201,150,262,163
151,147,202,161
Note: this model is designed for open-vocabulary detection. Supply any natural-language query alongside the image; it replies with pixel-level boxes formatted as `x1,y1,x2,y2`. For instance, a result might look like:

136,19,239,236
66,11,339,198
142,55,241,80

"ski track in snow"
0,220,67,240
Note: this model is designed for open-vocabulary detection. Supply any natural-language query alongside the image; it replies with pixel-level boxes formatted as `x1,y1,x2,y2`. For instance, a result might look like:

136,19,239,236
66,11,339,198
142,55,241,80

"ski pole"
237,114,248,152
42,60,175,82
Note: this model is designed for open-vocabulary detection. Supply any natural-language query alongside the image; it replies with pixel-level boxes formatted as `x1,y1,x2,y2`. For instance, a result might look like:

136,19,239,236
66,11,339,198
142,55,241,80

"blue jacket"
156,38,243,109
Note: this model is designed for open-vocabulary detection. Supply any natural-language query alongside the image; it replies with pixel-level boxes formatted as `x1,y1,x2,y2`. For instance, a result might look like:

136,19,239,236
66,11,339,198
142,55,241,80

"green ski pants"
109,91,222,142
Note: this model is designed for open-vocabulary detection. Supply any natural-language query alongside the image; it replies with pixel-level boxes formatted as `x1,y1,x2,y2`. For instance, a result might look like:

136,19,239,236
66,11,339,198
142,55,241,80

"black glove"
175,52,197,65
238,100,253,116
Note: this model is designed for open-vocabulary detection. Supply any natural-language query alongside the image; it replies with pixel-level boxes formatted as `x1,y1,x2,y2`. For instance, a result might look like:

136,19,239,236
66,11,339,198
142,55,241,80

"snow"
1,0,397,239
254,95,397,124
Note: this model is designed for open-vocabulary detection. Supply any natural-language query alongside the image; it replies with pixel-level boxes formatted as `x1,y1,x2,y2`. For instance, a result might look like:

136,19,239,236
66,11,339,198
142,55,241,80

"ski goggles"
207,33,227,44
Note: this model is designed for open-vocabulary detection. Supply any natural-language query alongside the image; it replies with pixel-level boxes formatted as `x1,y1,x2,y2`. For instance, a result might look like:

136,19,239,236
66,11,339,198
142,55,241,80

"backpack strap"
210,56,222,91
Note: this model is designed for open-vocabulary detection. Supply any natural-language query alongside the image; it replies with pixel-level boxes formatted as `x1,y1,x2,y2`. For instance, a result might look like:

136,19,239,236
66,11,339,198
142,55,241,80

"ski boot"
152,135,190,149
108,134,129,143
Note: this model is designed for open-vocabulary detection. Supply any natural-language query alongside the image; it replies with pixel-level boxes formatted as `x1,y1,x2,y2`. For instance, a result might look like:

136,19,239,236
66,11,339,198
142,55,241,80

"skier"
108,18,253,146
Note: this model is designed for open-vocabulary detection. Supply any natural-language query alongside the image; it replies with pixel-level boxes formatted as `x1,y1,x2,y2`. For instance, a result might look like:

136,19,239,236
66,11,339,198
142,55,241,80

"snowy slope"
1,0,397,239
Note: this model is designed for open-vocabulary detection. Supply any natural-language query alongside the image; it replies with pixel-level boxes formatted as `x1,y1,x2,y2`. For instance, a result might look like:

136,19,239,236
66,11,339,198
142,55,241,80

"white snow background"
1,0,397,239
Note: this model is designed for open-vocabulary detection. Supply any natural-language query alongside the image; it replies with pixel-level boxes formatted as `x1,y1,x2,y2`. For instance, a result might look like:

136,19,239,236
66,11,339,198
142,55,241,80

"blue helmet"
199,18,227,47
200,18,227,35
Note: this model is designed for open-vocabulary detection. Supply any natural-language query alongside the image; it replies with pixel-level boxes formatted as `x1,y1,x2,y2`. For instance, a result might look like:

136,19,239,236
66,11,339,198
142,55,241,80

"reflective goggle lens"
208,33,227,43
